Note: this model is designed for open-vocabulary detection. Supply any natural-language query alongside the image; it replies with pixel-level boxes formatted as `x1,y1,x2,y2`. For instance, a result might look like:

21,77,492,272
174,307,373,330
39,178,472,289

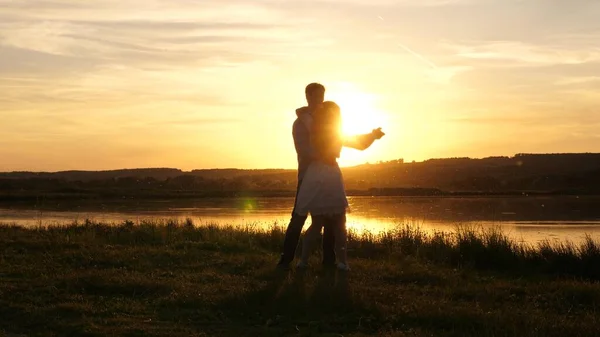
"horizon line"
2,152,600,174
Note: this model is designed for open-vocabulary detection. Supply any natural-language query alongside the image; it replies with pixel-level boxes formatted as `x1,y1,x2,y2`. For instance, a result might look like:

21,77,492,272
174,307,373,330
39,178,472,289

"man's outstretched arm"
343,128,385,151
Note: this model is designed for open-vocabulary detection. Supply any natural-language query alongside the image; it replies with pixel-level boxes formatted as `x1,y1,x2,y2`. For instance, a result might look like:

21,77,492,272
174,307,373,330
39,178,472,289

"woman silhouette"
294,101,384,271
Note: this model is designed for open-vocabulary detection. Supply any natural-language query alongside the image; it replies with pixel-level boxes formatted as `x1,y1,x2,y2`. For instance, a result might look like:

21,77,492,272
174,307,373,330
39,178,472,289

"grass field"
1,219,599,336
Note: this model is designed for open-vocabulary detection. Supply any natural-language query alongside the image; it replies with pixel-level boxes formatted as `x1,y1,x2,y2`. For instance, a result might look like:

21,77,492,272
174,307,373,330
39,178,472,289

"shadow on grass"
208,268,377,336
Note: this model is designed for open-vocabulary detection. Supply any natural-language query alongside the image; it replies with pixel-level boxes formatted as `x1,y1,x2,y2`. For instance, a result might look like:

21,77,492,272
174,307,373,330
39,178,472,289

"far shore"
2,188,599,202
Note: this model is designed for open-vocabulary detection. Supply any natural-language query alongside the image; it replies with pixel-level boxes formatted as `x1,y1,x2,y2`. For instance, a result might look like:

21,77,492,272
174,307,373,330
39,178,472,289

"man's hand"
371,127,385,140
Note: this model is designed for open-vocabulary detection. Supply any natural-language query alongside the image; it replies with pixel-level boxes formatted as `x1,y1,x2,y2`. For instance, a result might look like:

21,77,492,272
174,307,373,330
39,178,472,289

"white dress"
293,110,348,216
294,160,348,216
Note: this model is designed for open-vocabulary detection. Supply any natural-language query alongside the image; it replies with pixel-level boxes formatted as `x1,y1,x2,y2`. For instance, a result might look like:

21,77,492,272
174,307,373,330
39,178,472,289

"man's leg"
277,180,307,267
277,213,308,267
322,216,336,266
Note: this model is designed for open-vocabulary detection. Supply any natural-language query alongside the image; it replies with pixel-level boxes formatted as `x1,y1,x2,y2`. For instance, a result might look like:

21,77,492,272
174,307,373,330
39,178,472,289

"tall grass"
2,218,600,279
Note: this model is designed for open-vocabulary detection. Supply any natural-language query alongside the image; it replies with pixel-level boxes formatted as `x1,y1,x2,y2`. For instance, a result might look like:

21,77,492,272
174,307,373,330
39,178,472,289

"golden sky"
1,0,599,171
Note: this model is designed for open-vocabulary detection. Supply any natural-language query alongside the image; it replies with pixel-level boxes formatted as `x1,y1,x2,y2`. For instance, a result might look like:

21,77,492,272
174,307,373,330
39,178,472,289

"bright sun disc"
326,84,389,167
327,87,386,137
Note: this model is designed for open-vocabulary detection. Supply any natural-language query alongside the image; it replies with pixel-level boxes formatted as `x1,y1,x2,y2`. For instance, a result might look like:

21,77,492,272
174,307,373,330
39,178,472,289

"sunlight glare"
327,84,387,137
325,83,389,166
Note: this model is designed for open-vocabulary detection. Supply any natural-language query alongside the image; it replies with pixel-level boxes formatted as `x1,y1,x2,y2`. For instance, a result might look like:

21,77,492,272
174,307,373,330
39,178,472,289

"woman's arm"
343,128,385,151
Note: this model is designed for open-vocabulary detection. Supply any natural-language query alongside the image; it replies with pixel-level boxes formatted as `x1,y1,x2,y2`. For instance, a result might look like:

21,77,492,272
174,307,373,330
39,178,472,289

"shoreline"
2,219,600,278
1,189,600,202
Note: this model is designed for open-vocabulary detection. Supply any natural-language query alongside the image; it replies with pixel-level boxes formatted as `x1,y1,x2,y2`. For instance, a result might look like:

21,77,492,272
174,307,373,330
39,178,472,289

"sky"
1,0,599,172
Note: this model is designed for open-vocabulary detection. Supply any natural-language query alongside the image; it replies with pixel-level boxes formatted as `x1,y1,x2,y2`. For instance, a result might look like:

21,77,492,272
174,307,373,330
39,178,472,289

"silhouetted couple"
277,83,385,271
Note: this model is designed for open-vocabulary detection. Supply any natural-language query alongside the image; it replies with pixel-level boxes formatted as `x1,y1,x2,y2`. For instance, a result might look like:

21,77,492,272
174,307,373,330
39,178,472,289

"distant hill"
342,153,600,193
0,168,184,181
1,153,600,199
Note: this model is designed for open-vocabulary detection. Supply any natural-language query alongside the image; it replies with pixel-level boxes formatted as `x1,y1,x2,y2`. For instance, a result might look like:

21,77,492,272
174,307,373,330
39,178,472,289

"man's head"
305,82,325,108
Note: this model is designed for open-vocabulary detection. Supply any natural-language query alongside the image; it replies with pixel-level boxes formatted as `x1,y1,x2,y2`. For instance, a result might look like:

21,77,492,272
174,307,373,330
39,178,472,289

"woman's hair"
312,101,342,162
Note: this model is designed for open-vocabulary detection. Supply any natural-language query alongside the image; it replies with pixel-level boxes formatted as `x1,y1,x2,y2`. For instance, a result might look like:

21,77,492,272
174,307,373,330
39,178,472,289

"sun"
327,85,387,137
326,83,389,166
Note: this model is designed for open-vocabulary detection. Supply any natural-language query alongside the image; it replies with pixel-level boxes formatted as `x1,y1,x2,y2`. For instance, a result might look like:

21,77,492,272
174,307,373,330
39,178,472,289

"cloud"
145,117,241,127
426,66,473,84
0,0,311,118
554,76,600,86
288,0,473,6
449,41,600,66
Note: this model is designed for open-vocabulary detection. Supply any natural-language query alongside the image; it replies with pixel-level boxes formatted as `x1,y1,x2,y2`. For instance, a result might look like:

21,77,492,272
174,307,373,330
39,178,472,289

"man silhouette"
277,83,336,269
277,83,385,269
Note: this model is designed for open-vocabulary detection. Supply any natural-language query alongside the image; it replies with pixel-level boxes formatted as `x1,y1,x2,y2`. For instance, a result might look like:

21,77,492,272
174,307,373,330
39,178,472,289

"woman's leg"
299,215,325,265
332,213,349,268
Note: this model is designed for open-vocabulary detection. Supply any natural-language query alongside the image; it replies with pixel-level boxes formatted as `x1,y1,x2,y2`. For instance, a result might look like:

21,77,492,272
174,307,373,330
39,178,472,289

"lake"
1,196,600,245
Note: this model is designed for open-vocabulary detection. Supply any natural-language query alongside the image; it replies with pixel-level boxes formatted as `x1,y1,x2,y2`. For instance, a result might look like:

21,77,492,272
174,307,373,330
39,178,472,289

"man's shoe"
276,255,293,269
276,262,291,271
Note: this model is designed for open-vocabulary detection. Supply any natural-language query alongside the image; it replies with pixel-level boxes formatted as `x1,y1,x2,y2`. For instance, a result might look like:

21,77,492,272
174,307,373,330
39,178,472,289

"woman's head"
318,101,341,129
312,101,342,161
321,101,340,111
